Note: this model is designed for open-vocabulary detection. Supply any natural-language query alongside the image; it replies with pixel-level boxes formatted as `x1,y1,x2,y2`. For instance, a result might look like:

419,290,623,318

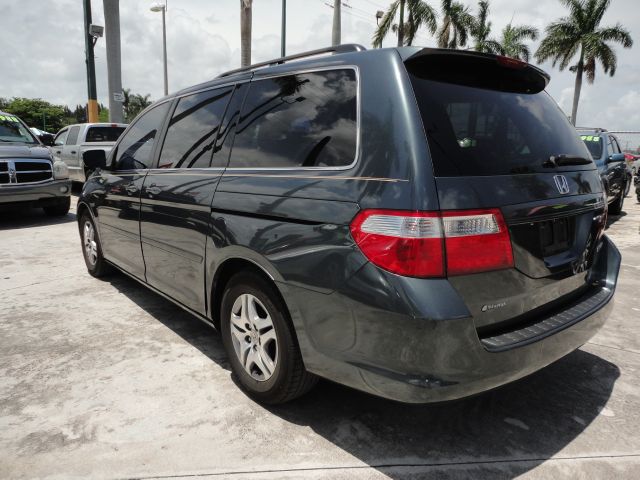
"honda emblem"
553,175,570,194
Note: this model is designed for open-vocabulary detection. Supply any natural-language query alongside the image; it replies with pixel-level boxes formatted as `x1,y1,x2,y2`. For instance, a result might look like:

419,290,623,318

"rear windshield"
86,126,126,142
408,74,594,176
580,134,603,160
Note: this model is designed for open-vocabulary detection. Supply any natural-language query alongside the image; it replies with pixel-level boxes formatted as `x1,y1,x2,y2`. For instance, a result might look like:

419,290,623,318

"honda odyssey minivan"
77,45,620,404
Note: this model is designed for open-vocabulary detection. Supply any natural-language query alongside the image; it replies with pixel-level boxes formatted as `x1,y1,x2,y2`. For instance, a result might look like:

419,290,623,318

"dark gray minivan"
78,45,621,404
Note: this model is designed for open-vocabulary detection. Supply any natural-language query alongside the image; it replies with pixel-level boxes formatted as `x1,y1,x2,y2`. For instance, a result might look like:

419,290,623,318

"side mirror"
608,153,625,163
83,149,108,171
38,133,55,146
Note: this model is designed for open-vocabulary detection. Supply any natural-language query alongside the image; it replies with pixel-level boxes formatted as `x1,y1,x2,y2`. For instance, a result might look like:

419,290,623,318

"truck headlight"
53,161,69,180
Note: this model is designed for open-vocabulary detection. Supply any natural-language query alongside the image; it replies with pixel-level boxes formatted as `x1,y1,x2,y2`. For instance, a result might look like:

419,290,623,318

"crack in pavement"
122,453,640,479
586,341,640,356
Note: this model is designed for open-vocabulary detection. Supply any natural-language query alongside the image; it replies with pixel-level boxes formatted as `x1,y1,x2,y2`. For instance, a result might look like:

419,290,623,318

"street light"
150,2,168,96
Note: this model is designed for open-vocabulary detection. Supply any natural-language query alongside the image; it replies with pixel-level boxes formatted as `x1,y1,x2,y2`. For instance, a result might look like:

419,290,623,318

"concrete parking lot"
1,192,639,479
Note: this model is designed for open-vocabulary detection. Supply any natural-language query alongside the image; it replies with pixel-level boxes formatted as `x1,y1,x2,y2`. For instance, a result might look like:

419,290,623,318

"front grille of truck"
0,159,53,185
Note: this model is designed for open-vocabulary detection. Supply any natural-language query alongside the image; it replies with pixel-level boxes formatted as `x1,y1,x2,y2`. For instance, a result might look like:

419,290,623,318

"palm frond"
372,1,400,48
597,24,633,48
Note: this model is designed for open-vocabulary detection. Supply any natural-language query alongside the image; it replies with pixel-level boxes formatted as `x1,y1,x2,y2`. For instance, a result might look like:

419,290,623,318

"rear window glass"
408,75,594,176
86,126,126,142
229,69,357,168
580,135,603,160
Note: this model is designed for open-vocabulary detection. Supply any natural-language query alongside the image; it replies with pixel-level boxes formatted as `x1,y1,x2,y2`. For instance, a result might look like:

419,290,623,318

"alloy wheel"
229,293,278,381
83,221,98,267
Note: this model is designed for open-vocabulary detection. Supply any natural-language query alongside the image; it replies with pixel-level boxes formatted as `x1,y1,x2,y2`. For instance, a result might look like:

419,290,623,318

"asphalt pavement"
0,190,639,479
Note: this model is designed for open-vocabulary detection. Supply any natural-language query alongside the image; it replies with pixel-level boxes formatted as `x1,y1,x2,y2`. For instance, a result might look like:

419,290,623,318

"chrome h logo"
553,175,570,194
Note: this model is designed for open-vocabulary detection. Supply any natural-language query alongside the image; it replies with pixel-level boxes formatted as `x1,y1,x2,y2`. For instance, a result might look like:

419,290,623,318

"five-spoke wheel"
220,272,317,404
79,211,111,277
230,293,278,381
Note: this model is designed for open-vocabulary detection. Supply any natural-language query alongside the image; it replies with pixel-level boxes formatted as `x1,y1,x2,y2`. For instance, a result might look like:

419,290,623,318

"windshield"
408,75,594,176
580,134,603,160
0,114,38,144
86,126,126,142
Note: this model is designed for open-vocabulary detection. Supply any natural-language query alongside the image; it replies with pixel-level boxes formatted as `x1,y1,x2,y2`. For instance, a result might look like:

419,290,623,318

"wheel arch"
209,257,280,330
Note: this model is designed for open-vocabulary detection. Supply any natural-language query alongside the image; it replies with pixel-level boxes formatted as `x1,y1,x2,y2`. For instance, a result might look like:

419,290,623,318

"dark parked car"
579,129,628,214
0,110,71,215
77,45,620,404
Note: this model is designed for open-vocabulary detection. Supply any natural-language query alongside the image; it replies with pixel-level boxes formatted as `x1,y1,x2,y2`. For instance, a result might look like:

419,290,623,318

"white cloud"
1,0,638,133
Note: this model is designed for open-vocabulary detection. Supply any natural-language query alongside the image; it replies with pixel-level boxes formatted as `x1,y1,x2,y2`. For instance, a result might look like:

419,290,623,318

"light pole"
281,0,286,57
150,2,168,96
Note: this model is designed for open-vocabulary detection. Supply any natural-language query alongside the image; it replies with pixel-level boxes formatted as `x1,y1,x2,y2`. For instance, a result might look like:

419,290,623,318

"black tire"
220,272,317,404
609,191,624,215
43,196,70,216
624,176,631,197
79,211,112,277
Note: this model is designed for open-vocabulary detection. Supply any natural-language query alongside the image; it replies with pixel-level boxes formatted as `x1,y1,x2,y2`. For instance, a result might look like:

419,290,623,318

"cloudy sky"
1,0,639,142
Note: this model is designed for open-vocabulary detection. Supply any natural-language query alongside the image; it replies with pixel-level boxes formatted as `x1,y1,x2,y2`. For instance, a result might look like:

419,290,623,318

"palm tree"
470,1,502,54
373,0,437,48
535,0,633,125
437,0,474,49
240,0,252,67
499,23,539,62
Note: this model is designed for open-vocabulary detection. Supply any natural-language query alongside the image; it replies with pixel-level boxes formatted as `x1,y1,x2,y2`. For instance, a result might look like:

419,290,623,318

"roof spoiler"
405,48,550,94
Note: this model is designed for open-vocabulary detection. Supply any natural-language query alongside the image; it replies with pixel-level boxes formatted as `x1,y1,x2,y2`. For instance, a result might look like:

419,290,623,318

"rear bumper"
0,180,71,206
284,235,620,403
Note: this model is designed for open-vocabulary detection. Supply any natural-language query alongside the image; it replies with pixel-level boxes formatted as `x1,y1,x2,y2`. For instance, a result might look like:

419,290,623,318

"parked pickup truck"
0,110,71,216
51,123,127,182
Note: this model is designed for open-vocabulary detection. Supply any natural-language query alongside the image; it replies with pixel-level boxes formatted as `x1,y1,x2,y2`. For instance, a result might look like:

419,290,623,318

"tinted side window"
114,103,170,170
230,69,358,168
66,126,81,145
158,87,233,168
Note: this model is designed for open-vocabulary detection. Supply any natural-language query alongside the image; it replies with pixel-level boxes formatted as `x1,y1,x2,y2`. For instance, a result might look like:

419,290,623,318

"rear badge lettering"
481,302,507,312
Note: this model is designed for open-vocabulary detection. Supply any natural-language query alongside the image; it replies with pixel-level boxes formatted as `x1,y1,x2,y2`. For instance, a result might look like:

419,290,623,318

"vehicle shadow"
0,206,76,231
607,210,627,228
108,272,619,479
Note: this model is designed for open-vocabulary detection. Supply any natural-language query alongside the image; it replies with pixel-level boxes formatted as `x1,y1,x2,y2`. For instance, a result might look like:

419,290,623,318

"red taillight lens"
350,208,513,278
349,210,445,277
442,209,514,275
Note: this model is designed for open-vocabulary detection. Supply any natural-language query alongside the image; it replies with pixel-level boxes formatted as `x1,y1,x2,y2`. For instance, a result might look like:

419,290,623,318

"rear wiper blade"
543,154,592,168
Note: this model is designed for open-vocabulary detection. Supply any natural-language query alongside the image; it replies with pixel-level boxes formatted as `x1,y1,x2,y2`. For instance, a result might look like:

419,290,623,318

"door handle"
71,150,77,154
126,184,139,195
145,185,162,196
55,150,61,154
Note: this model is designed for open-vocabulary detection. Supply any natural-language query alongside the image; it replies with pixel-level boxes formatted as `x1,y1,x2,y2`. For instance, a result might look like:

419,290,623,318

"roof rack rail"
218,43,366,78
576,127,607,132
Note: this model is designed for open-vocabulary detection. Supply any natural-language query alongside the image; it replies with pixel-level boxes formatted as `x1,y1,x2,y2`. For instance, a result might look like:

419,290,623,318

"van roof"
171,45,550,99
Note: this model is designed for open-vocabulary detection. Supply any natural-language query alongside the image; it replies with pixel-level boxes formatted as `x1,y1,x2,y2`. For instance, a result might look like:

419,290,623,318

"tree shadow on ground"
108,272,619,479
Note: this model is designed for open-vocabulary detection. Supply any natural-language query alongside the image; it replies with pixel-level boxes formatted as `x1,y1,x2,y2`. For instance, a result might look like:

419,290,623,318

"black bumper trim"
480,286,612,352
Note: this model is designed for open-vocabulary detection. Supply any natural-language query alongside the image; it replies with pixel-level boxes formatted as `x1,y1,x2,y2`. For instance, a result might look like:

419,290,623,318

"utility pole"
240,0,252,67
83,0,99,122
332,0,341,46
397,0,405,47
103,0,124,123
161,5,168,95
281,0,286,57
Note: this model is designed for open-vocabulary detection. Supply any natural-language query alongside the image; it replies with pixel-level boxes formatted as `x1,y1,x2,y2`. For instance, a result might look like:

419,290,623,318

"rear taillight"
350,208,513,278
